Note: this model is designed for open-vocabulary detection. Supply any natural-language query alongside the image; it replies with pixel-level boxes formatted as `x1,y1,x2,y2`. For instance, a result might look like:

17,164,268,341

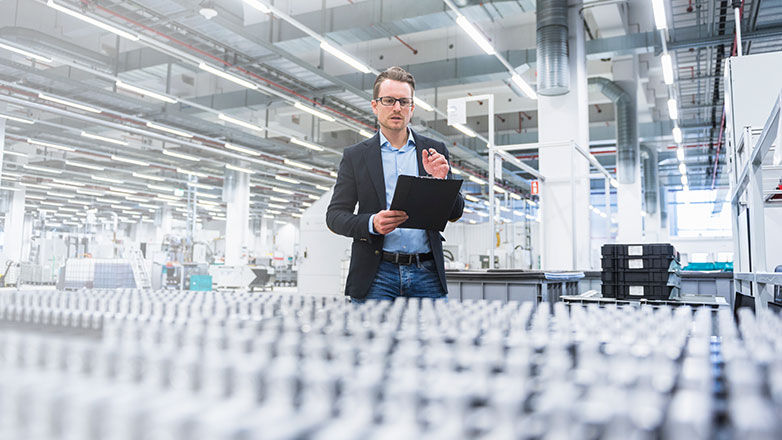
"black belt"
382,251,434,265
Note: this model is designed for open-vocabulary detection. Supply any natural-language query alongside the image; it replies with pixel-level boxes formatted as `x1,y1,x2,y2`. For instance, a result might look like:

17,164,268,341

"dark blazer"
326,130,464,299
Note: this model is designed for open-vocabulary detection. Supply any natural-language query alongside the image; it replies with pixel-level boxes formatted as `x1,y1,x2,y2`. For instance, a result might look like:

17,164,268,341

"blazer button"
374,250,380,255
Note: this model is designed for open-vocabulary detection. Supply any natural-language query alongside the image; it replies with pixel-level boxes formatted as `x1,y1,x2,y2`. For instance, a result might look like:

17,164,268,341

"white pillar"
223,169,250,266
155,206,172,243
612,59,643,242
5,188,26,262
537,2,591,270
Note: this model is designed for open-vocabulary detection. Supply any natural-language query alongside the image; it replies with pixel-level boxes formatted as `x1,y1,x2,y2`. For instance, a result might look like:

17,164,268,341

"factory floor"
0,285,301,293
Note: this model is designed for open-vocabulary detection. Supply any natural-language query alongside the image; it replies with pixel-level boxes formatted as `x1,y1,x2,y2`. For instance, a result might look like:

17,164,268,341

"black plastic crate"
601,270,678,284
601,283,677,300
601,243,679,261
601,256,677,270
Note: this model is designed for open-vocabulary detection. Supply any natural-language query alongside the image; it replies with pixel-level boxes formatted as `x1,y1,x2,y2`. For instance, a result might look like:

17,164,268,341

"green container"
190,274,212,291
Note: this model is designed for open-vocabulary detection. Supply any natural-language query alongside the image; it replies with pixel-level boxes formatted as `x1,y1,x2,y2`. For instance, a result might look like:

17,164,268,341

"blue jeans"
352,259,447,303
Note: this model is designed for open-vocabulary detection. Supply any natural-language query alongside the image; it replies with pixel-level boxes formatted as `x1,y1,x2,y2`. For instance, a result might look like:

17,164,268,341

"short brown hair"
372,66,415,99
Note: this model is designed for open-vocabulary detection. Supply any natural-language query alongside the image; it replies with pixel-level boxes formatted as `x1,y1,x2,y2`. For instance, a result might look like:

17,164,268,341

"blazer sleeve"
326,151,373,240
443,143,464,221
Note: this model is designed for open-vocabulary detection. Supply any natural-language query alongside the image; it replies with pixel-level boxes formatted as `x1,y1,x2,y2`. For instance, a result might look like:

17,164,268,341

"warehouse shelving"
728,90,782,310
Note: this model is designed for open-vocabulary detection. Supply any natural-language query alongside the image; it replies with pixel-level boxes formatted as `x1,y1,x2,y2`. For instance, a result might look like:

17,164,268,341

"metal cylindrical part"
536,0,570,96
589,77,638,184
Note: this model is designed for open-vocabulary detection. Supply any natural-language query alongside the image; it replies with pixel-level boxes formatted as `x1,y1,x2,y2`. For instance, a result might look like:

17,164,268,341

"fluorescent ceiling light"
190,183,215,190
132,172,165,182
493,185,505,194
676,148,685,161
455,15,495,55
290,137,324,152
275,175,300,184
59,207,80,213
198,193,219,199
511,74,537,100
679,163,687,174
81,131,127,145
359,129,375,138
199,62,258,90
145,122,192,138
139,203,158,209
307,194,319,200
116,81,177,104
464,194,479,202
218,113,264,132
23,164,62,174
3,150,28,157
453,123,477,137
27,138,75,152
667,98,678,120
148,184,174,192
92,175,123,184
329,171,338,178
176,168,208,178
672,126,682,144
0,185,18,191
315,184,330,191
224,142,261,156
109,187,136,194
111,155,148,166
413,97,434,112
526,199,538,206
319,42,371,74
225,164,254,174
291,213,302,218
40,201,63,206
68,199,91,205
26,195,46,200
294,102,335,122
476,211,489,218
268,210,282,215
47,0,140,41
510,193,521,200
283,159,311,170
244,0,271,14
468,175,487,185
163,149,200,161
66,160,104,171
52,178,84,187
198,200,220,207
38,93,101,113
661,53,674,85
270,196,287,203
651,0,667,30
0,113,34,124
0,42,52,63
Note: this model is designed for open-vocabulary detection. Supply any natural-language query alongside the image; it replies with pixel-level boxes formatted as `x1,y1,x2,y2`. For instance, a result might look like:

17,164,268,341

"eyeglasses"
375,96,414,107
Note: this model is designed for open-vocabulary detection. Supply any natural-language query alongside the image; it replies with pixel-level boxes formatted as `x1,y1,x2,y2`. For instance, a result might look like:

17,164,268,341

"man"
326,66,464,301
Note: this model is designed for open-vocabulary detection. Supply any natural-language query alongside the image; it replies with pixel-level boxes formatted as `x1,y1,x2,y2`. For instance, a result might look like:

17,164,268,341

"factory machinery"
0,290,780,439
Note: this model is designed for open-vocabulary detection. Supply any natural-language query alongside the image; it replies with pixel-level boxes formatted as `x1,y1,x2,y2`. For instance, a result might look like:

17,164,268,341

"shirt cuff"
368,214,380,235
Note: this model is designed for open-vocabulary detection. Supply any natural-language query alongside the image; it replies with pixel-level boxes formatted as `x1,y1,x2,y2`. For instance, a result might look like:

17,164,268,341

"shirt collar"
378,127,416,152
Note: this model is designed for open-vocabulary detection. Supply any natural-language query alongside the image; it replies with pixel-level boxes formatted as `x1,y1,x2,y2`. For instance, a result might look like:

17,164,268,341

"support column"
223,168,250,266
155,206,172,243
613,59,643,241
537,1,591,270
5,187,26,262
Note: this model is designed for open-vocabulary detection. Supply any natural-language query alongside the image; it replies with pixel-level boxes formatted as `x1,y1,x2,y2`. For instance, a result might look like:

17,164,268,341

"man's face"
371,79,414,134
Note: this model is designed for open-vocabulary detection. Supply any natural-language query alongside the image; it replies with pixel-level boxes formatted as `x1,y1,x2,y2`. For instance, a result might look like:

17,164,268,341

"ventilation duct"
588,77,637,184
640,145,658,214
0,27,112,69
536,0,569,95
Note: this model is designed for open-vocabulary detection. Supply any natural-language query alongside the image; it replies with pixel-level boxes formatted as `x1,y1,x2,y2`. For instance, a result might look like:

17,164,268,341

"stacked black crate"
601,244,681,300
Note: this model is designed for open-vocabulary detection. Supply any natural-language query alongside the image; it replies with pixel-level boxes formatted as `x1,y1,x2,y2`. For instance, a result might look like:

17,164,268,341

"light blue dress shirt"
368,128,431,254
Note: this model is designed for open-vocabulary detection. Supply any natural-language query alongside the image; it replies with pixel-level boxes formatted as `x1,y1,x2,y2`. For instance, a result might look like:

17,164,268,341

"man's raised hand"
422,148,449,179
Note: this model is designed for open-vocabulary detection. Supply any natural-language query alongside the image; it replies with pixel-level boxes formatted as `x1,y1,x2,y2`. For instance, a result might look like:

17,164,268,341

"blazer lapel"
412,130,426,177
364,134,386,208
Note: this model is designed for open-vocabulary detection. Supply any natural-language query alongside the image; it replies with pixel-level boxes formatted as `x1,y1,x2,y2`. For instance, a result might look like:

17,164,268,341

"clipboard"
389,175,463,231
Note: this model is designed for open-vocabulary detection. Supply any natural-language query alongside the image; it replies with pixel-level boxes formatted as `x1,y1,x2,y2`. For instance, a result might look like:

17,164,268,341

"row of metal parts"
0,290,779,439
